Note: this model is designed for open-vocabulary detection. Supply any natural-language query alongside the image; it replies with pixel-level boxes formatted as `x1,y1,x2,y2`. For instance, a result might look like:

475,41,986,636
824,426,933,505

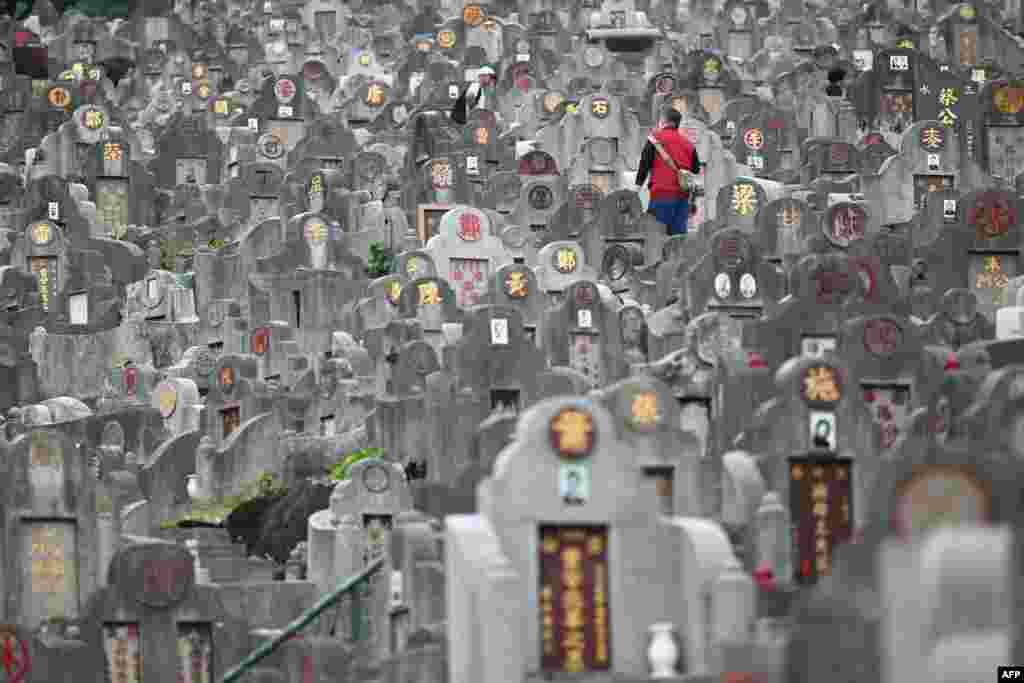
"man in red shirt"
635,107,702,236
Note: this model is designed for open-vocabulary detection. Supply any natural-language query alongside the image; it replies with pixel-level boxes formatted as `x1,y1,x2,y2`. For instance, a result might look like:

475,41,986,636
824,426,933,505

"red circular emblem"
863,318,902,356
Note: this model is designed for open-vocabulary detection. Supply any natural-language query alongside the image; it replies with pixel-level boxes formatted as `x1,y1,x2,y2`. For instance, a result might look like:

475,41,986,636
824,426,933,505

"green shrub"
367,242,395,278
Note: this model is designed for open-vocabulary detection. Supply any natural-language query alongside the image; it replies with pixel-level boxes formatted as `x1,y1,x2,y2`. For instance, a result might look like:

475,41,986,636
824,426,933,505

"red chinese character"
458,213,481,241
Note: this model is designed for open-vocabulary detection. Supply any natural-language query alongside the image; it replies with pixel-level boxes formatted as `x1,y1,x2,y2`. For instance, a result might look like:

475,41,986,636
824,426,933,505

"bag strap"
648,134,681,173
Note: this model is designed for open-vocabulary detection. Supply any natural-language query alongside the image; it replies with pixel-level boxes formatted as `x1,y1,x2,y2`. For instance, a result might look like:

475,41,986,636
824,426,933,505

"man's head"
659,106,682,129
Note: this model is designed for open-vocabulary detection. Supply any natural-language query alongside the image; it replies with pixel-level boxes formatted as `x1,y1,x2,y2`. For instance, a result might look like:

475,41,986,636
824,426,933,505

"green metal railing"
220,555,386,683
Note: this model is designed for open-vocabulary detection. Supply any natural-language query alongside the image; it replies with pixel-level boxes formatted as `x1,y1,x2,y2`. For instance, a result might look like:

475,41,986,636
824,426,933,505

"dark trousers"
648,198,690,236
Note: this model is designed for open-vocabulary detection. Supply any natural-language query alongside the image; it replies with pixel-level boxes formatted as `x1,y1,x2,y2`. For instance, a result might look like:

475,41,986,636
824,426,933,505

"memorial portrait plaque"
539,525,611,672
554,247,578,274
24,521,79,625
789,457,852,584
529,184,554,210
449,257,489,308
894,465,991,539
104,624,142,683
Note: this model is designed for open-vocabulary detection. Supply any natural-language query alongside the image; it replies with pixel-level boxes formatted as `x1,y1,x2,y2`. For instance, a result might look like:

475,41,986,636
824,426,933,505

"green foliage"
366,242,395,278
327,447,385,481
159,471,288,529
16,0,130,18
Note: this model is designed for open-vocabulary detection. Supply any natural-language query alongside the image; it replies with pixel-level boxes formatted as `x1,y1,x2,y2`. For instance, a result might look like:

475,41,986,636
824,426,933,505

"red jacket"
642,128,698,201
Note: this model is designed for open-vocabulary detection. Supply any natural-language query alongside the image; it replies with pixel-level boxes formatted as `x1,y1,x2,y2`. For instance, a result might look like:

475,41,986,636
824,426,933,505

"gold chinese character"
816,518,827,535
543,536,559,554
506,270,527,297
418,282,440,305
804,366,840,402
631,392,658,426
779,205,801,226
592,99,609,117
564,649,585,672
103,142,122,161
939,87,959,108
32,222,50,244
562,631,586,648
366,83,385,106
588,536,604,556
84,109,104,129
813,501,828,517
310,175,322,194
387,280,401,303
215,99,228,114
939,108,959,127
812,482,828,501
564,607,585,629
551,409,593,457
562,569,584,589
556,248,577,273
561,589,585,610
921,127,942,149
732,183,756,216
476,127,489,145
561,547,582,568
816,537,828,553
816,554,830,573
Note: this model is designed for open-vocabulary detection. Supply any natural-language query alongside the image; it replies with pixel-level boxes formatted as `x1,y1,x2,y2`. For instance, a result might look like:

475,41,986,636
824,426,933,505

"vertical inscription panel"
96,178,130,235
538,525,611,673
22,521,79,627
449,257,490,308
104,623,142,683
789,458,853,586
569,334,604,389
970,251,1017,318
177,622,214,683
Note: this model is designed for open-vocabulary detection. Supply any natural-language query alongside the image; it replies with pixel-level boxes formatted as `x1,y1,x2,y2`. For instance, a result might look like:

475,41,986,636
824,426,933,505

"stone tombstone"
18,218,65,313
901,121,961,212
396,275,464,342
490,262,545,339
716,178,769,232
424,206,512,309
961,189,1023,321
541,280,627,390
745,252,886,371
452,304,547,413
756,196,815,266
448,395,679,679
4,428,98,630
960,366,1024,459
534,241,600,304
756,356,881,582
981,78,1024,181
393,250,437,284
83,542,237,683
732,117,780,178
686,228,778,322
594,375,704,517
866,440,1014,545
837,314,929,452
152,378,201,437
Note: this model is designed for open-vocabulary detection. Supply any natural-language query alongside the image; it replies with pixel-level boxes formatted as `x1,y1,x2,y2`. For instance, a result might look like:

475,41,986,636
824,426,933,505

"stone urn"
647,622,680,678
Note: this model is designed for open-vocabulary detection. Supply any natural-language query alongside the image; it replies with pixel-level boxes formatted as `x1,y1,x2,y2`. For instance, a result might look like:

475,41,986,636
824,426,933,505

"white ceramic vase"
647,622,680,679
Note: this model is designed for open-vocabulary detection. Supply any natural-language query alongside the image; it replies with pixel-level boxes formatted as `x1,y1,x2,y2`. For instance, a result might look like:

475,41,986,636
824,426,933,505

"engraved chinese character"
366,83,385,106
506,270,527,298
475,127,489,145
418,281,440,305
939,87,959,108
551,409,594,457
804,366,840,402
556,248,577,273
732,183,756,216
921,127,943,149
812,482,828,501
561,547,582,568
631,392,659,426
83,109,104,129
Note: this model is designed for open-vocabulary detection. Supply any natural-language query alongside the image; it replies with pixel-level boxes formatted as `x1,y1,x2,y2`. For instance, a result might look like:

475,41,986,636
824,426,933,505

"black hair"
660,106,682,128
